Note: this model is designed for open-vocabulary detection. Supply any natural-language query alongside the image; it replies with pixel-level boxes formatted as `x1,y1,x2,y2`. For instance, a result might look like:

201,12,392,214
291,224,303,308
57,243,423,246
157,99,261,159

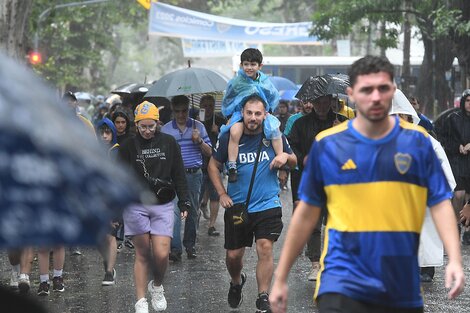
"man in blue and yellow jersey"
270,55,465,313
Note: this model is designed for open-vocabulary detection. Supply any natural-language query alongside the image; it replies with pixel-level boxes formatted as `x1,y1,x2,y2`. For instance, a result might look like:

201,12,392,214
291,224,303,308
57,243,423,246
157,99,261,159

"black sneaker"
208,226,220,236
102,269,116,286
169,250,182,262
52,276,65,292
227,272,246,308
125,238,135,249
186,247,197,259
256,292,272,313
37,282,50,296
228,168,238,183
462,231,470,246
420,273,433,283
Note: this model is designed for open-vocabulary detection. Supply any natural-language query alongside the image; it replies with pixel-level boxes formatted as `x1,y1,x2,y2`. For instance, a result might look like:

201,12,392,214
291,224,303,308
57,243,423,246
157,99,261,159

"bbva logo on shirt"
239,151,270,163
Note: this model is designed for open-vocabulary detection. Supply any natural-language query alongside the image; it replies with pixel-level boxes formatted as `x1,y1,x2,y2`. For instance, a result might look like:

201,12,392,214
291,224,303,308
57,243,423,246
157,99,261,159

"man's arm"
430,199,465,299
270,201,322,313
208,157,233,208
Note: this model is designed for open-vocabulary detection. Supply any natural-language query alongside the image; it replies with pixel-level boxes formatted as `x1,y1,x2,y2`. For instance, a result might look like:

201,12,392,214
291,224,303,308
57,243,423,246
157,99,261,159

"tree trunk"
416,36,433,116
401,0,411,96
0,0,33,61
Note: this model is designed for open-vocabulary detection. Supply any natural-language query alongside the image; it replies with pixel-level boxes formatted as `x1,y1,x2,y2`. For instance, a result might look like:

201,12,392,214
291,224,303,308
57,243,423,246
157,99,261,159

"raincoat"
220,69,280,139
390,89,456,267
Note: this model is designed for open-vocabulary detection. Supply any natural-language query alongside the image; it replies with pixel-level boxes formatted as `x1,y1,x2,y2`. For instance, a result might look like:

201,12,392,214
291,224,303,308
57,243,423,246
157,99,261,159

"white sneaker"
148,280,167,311
307,262,320,281
10,271,19,288
135,298,149,313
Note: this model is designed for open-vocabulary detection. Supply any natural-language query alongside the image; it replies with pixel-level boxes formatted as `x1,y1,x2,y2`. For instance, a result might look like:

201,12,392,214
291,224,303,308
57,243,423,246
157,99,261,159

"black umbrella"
145,66,229,98
295,73,350,101
0,52,145,248
111,83,150,97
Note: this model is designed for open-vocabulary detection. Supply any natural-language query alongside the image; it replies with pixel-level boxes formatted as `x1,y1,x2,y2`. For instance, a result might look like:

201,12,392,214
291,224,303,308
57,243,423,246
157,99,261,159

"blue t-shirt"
213,132,292,213
299,116,451,308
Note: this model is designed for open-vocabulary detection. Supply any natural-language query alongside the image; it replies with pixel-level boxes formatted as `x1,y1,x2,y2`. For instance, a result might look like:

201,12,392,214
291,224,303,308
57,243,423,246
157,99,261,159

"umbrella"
111,83,150,97
0,52,144,248
145,67,229,98
74,91,93,102
268,76,298,91
295,73,350,101
279,89,299,101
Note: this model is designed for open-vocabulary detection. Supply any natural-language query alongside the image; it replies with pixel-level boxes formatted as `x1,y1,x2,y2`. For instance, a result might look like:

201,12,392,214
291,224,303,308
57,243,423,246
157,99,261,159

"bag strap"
134,138,150,179
244,132,264,209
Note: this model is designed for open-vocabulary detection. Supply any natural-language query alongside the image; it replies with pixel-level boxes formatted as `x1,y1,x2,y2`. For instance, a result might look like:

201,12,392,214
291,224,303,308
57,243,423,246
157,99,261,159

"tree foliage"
310,0,470,112
28,0,147,93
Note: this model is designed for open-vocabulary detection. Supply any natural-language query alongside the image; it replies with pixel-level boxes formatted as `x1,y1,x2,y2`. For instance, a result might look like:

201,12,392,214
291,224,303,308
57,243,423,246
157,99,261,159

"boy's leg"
228,122,244,182
272,137,283,157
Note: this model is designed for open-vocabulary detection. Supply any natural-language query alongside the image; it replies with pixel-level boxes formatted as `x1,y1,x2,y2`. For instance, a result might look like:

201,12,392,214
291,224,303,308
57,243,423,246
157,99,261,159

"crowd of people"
4,50,470,313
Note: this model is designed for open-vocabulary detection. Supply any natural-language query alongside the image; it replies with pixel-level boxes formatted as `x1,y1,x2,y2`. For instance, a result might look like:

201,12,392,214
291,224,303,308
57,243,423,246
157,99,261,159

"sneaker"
208,226,220,237
307,262,320,281
71,247,82,256
125,238,135,249
228,168,238,183
462,231,470,246
169,250,182,262
102,269,116,286
256,292,272,313
420,273,433,283
52,276,65,292
117,242,123,252
148,280,167,311
37,282,50,296
135,297,149,313
227,272,246,308
10,271,19,289
18,274,30,294
186,247,197,259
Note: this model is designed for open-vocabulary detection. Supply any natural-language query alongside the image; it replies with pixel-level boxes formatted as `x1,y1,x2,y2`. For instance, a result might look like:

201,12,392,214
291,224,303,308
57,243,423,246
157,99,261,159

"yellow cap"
134,101,159,122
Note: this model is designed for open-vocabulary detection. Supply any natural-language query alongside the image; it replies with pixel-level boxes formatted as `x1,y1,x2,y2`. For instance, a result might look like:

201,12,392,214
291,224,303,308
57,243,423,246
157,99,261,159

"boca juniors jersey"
298,116,452,308
214,132,292,213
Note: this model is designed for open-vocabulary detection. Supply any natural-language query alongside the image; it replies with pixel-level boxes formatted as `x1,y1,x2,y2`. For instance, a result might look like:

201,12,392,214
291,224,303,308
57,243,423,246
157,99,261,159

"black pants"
317,293,423,313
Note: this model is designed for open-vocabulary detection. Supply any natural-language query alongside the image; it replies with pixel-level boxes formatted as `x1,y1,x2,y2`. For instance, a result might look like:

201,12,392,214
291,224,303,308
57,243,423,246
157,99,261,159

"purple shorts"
123,202,174,237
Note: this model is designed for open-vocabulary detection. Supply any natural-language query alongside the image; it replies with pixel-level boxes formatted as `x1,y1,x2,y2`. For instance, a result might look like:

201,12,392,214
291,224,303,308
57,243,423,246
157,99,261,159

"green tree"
310,0,470,114
28,0,147,93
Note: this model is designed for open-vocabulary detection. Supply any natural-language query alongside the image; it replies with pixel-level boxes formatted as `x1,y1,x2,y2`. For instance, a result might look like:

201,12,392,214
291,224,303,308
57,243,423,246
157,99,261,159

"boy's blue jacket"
220,69,280,139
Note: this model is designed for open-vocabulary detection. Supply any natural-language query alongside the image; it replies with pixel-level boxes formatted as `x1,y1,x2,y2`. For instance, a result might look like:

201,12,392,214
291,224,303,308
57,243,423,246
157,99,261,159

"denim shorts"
123,202,174,237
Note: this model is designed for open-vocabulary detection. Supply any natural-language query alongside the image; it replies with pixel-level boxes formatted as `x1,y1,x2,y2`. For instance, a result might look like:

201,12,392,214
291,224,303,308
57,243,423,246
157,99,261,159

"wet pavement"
1,187,470,312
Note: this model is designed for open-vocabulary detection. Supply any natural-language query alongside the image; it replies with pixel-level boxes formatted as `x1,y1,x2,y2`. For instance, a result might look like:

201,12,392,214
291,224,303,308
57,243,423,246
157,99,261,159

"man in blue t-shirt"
208,94,297,313
270,56,465,313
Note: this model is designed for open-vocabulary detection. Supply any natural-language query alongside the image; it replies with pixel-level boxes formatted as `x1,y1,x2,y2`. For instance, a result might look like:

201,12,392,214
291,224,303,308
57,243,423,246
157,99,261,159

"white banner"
149,2,321,45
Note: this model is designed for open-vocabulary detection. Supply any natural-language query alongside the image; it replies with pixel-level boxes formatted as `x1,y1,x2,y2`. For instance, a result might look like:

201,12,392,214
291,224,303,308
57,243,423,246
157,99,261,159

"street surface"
1,186,470,312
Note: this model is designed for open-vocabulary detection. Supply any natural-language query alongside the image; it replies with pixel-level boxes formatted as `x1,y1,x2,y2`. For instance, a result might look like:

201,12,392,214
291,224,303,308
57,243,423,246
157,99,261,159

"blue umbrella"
279,89,299,101
0,52,144,248
268,76,298,91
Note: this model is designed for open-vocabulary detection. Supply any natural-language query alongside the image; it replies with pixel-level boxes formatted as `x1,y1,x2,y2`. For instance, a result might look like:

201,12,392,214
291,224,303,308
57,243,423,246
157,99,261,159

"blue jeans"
171,170,202,253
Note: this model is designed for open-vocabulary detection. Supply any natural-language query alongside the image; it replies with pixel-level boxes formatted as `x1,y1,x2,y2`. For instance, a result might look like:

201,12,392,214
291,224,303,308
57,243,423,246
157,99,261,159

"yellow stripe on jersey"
314,224,331,300
324,181,427,232
316,120,349,142
399,119,429,137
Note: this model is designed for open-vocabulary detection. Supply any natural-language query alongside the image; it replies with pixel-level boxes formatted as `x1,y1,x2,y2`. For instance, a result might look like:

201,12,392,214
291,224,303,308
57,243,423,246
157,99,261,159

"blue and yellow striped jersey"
298,116,452,308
